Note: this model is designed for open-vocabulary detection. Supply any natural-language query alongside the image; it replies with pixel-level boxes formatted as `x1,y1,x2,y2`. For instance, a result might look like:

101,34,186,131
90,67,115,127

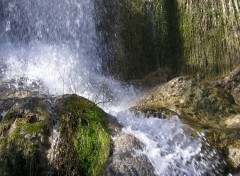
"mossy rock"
205,129,240,172
134,76,240,171
0,93,111,176
53,94,111,176
0,97,51,176
135,76,239,128
96,0,182,80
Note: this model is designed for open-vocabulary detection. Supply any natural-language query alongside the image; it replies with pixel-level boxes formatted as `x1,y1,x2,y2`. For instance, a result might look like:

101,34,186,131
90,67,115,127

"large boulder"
134,76,240,172
0,84,111,176
0,78,157,176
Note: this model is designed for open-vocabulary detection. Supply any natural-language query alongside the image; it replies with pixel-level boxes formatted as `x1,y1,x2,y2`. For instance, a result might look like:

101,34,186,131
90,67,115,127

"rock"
0,90,111,175
228,141,240,169
107,115,123,137
135,76,238,128
105,114,156,176
0,96,51,175
0,78,157,176
210,66,240,104
134,76,240,171
105,134,156,176
0,76,47,99
51,94,111,176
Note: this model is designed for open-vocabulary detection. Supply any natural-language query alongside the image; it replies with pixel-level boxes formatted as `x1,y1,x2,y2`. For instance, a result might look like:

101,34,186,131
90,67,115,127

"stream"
0,0,226,175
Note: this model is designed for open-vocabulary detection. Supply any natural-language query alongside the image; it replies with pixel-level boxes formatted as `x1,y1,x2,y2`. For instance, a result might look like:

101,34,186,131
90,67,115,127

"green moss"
56,95,110,176
0,98,51,176
178,0,240,78
74,121,110,176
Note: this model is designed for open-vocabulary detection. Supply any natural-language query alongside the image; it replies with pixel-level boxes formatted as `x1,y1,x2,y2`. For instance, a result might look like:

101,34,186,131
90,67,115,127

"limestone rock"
135,76,238,128
134,76,240,172
211,66,240,104
0,90,111,175
228,141,240,169
105,134,156,176
105,114,156,176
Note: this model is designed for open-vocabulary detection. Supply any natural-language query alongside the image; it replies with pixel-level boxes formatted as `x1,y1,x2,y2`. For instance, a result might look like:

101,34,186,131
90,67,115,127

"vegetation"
0,95,110,176
178,0,240,78
96,0,181,80
55,95,110,176
97,0,240,81
0,98,51,176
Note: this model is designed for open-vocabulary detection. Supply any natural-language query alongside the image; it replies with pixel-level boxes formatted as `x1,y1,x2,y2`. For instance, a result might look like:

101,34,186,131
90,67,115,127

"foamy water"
0,0,226,175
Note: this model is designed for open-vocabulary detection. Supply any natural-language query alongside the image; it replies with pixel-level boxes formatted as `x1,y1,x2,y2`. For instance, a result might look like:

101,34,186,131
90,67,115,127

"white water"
0,0,225,175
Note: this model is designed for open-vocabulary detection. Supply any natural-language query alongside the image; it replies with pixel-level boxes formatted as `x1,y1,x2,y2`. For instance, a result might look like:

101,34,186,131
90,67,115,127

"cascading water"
0,0,226,175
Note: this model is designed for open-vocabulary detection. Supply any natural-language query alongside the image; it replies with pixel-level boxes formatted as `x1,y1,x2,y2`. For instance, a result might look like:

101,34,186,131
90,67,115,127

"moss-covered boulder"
52,94,110,176
0,97,51,176
0,91,111,175
134,76,240,171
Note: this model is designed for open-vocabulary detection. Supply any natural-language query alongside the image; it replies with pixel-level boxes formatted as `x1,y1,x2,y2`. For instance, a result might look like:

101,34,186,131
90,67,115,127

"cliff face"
95,0,182,80
96,0,240,80
178,0,240,77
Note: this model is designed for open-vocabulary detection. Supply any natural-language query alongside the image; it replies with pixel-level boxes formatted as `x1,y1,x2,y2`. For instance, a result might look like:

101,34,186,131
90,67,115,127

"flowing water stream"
0,0,226,175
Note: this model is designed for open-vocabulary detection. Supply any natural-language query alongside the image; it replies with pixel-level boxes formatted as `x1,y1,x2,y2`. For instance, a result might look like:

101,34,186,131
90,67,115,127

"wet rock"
135,76,238,127
0,87,111,175
210,66,240,104
105,134,156,176
107,114,123,137
0,76,47,99
134,76,240,171
228,141,240,169
51,94,111,176
105,114,156,176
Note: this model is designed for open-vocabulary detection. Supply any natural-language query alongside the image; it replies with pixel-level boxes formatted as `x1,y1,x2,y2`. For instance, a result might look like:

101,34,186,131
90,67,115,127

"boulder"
0,78,156,176
135,76,239,127
105,113,156,176
0,90,111,175
105,134,156,176
134,76,240,172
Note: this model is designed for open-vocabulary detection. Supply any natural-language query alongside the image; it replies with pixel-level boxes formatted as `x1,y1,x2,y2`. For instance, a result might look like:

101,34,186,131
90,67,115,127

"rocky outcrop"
0,78,157,176
134,76,240,172
96,0,240,81
135,76,238,127
95,0,182,80
210,66,240,104
178,0,240,77
0,80,111,176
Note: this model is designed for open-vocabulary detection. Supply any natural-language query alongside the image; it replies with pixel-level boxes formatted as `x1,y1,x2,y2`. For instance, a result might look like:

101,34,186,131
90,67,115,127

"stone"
0,86,111,175
105,134,156,176
228,142,240,169
135,76,238,128
134,76,240,172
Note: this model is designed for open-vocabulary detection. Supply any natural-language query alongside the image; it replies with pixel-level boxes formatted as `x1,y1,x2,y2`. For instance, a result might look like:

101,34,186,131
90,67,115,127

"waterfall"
0,0,225,175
